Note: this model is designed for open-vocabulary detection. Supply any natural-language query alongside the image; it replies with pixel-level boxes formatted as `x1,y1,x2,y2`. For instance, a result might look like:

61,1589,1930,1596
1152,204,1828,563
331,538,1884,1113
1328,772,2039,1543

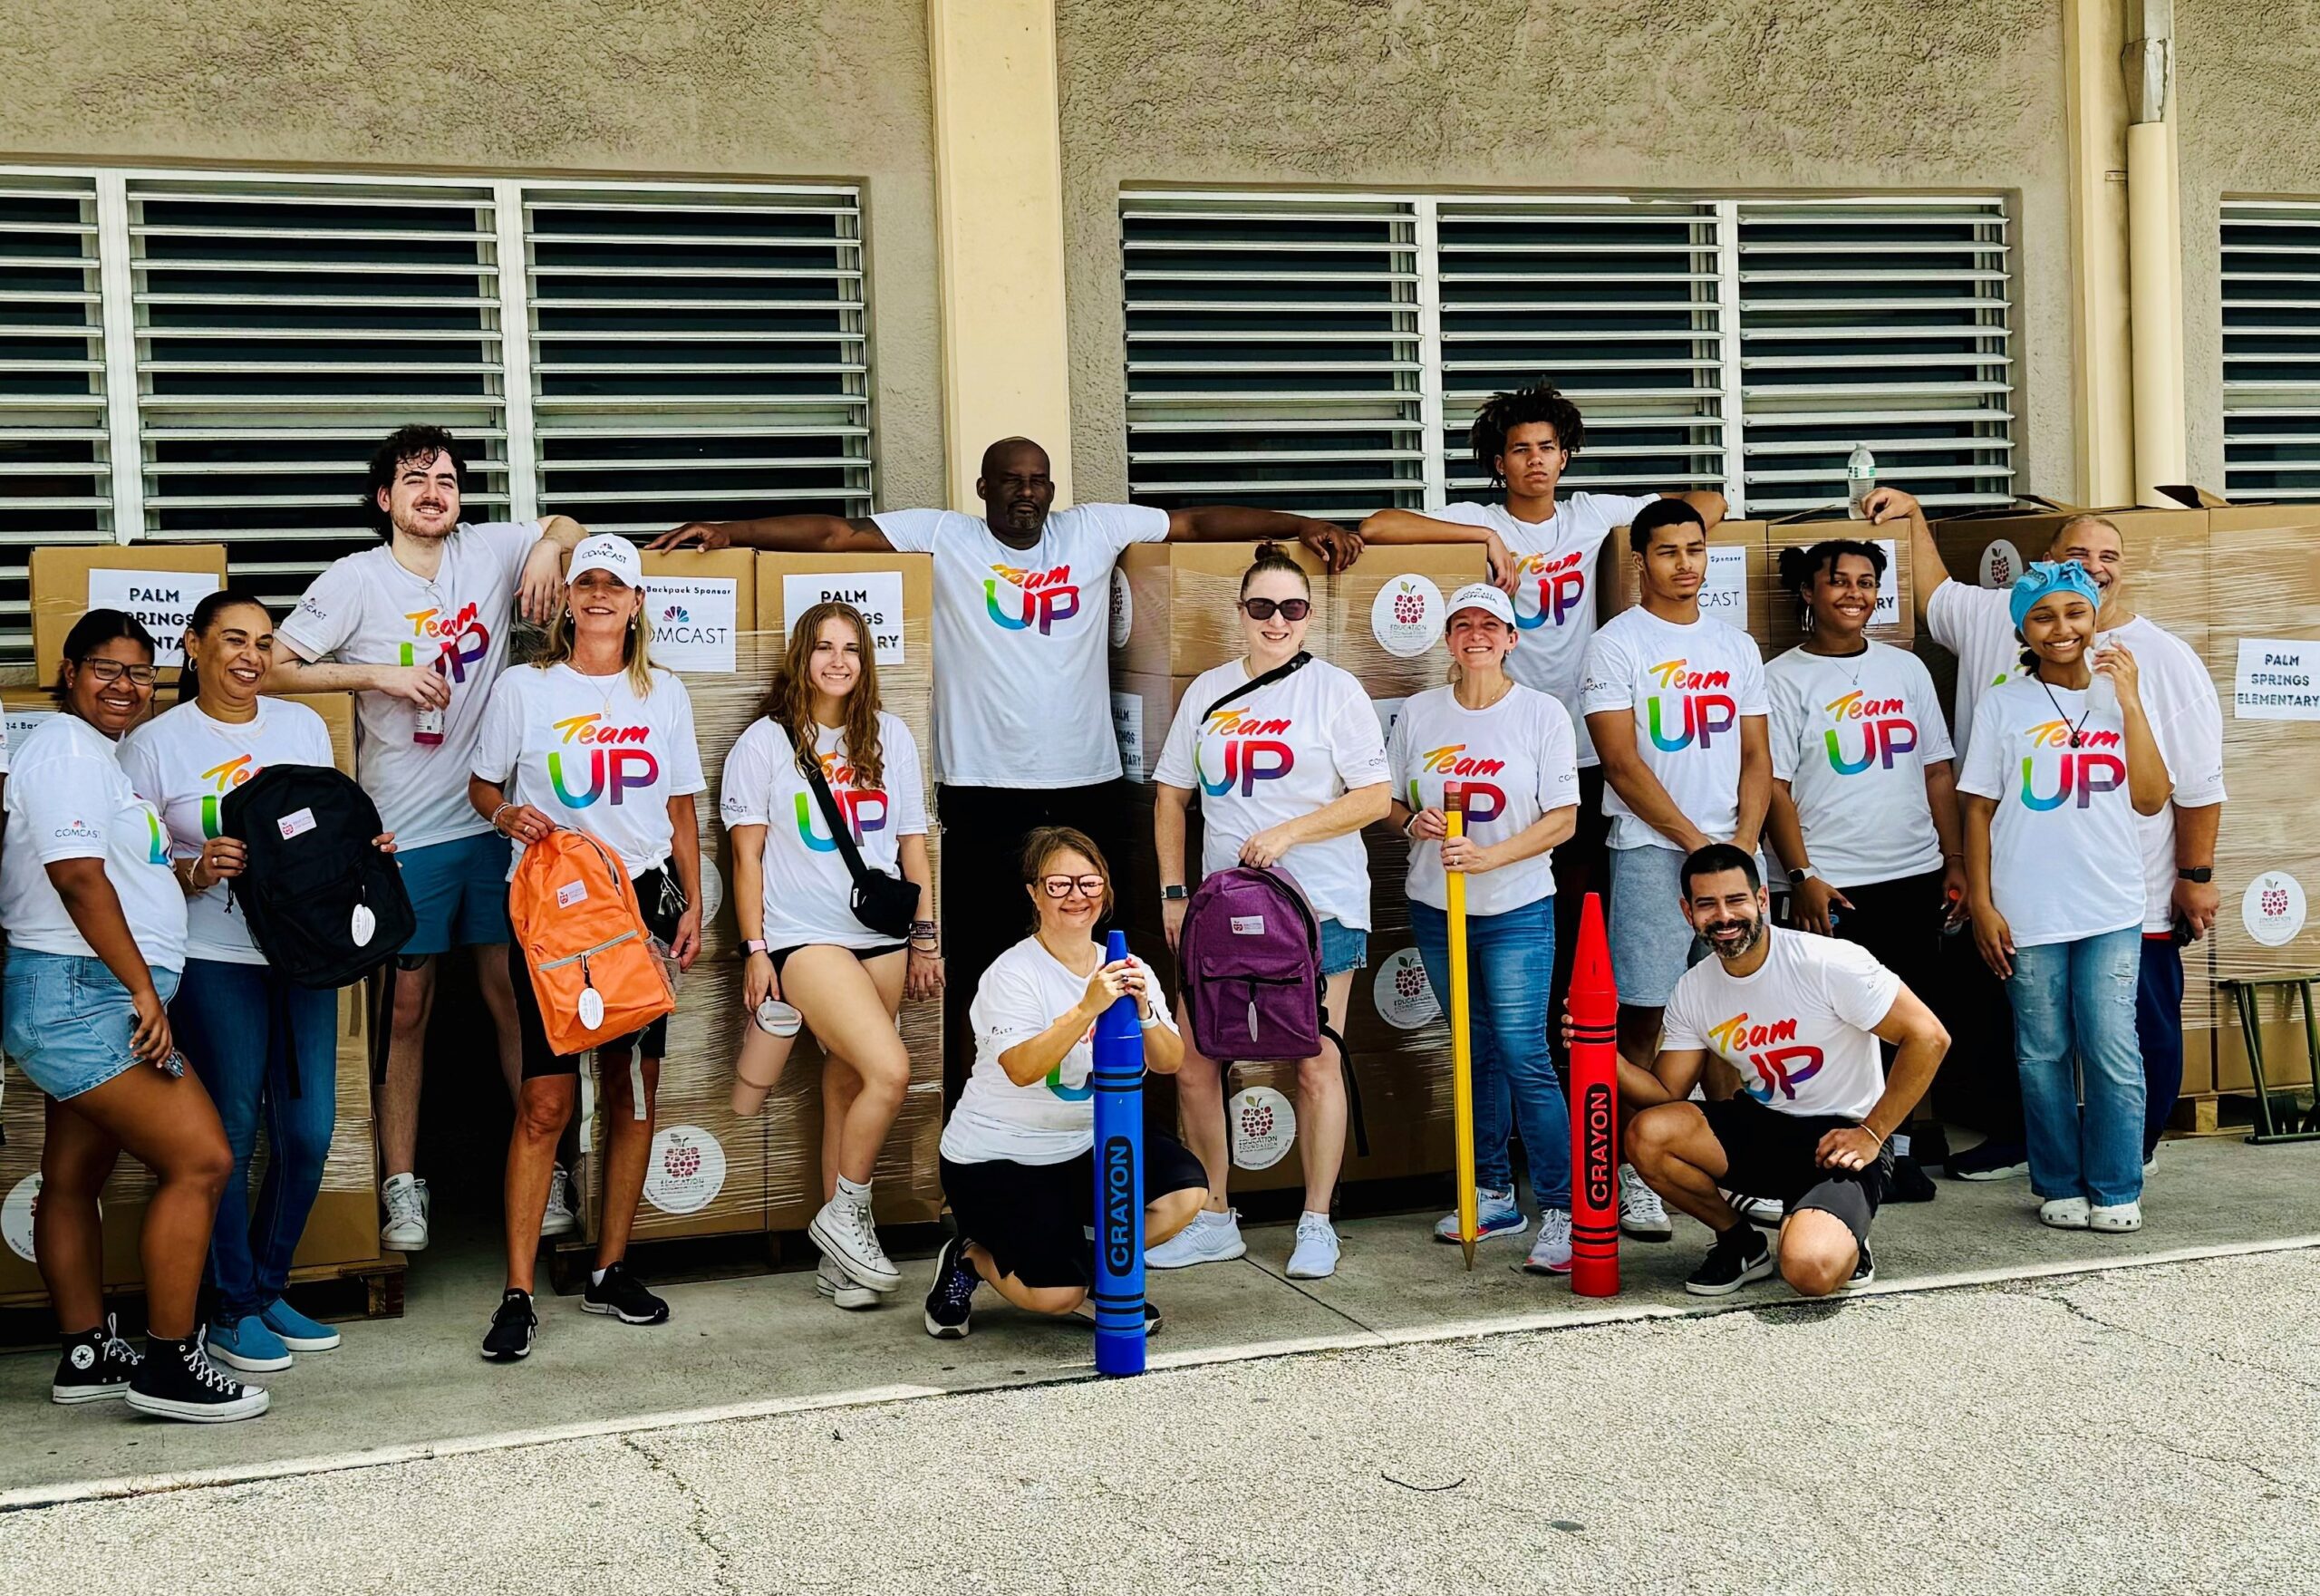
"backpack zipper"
537,929,642,972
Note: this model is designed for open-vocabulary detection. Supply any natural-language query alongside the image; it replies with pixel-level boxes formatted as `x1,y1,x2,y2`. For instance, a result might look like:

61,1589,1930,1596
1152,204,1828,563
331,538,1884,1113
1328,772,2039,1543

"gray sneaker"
817,1253,878,1311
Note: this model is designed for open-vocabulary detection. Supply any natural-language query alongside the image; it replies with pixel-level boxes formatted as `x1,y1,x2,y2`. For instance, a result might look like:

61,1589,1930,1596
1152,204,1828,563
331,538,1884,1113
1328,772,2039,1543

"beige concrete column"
925,0,1075,509
2123,1,2190,502
2064,0,2135,508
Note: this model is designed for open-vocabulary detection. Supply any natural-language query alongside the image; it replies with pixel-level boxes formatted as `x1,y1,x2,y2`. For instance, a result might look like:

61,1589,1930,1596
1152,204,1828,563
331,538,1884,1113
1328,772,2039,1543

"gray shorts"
1606,844,1703,1008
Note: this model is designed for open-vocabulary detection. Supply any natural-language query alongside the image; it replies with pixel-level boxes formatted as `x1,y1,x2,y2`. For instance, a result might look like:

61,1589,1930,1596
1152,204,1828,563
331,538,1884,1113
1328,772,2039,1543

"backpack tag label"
276,807,316,840
351,904,375,946
577,988,605,1030
1230,915,1266,935
556,880,588,909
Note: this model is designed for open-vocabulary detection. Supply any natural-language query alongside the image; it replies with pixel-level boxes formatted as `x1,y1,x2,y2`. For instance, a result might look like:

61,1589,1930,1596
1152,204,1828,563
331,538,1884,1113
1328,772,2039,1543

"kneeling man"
1621,844,1950,1297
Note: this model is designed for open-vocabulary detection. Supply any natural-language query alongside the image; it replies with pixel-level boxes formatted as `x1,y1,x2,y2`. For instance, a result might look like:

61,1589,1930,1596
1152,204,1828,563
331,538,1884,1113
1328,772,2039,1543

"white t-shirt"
1765,642,1957,889
719,711,930,951
1388,682,1580,916
875,504,1170,788
1580,605,1769,852
1152,657,1388,931
1424,493,1658,768
1957,676,2156,947
1664,927,1901,1122
0,713,187,970
276,521,541,851
469,663,706,880
941,935,1181,1166
120,700,336,965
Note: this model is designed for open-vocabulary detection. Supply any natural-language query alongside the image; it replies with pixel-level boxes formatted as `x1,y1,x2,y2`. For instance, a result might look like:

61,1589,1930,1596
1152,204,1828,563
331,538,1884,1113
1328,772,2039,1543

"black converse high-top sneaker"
126,1331,270,1423
51,1313,140,1405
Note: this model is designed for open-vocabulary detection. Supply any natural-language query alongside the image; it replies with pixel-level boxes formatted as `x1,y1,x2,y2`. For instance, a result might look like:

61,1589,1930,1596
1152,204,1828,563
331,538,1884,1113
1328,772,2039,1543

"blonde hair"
537,576,658,698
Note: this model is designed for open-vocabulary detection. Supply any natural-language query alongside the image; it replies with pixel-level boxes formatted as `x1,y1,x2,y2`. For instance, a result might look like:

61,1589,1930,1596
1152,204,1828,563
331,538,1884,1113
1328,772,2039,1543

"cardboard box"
1328,545,1491,697
639,548,757,680
29,543,230,686
1600,518,1773,658
1761,516,1917,652
1109,542,1330,680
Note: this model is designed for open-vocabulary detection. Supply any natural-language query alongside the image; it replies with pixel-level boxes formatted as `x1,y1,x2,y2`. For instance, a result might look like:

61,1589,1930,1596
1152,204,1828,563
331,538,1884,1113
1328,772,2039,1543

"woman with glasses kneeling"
923,827,1206,1339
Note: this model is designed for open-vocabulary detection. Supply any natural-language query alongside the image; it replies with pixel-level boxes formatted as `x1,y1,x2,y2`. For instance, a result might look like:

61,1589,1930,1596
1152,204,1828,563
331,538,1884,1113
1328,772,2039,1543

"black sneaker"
1947,1138,2029,1181
582,1262,670,1325
1142,1301,1164,1338
51,1313,140,1405
1683,1226,1776,1297
1888,1155,1938,1204
923,1233,979,1340
125,1333,269,1423
482,1289,538,1361
1847,1242,1876,1289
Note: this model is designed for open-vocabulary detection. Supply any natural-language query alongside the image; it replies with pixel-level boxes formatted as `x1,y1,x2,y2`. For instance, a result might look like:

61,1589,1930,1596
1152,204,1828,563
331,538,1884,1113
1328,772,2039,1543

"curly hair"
1469,381,1587,484
364,424,469,538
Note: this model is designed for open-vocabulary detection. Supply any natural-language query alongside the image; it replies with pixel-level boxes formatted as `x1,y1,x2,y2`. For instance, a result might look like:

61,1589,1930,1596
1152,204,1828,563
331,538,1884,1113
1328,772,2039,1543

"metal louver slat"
2221,199,2320,500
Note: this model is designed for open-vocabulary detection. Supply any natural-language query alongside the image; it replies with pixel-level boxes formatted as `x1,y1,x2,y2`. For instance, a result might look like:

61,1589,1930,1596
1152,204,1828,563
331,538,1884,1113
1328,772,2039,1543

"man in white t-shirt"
1870,487,2226,1172
649,435,1360,1097
268,425,585,1253
1621,845,1950,1297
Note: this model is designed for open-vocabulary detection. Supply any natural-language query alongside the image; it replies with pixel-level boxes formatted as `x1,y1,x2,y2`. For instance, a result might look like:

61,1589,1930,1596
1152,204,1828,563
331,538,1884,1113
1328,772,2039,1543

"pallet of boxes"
556,549,945,1281
0,545,396,1328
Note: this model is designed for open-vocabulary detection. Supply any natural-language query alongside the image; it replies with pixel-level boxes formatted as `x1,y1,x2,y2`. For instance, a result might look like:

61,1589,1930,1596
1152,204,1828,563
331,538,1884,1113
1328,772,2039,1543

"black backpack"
219,763,415,991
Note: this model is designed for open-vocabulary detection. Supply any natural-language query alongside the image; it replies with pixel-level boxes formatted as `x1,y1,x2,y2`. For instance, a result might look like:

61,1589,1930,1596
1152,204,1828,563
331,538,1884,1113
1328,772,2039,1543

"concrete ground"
2,1132,2315,1507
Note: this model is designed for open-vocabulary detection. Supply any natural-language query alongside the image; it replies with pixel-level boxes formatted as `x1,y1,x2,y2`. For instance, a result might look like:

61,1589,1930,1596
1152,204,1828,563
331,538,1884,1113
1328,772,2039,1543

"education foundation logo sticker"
1371,945,1440,1030
1230,1085,1296,1171
642,1126,726,1215
2243,871,2307,948
1978,540,2025,590
2,1174,79,1262
1369,575,1445,659
1109,568,1134,649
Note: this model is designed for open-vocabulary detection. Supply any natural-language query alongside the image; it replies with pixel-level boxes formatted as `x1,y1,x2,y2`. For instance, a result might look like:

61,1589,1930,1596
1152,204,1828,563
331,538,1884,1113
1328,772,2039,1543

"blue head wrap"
2008,559,2101,633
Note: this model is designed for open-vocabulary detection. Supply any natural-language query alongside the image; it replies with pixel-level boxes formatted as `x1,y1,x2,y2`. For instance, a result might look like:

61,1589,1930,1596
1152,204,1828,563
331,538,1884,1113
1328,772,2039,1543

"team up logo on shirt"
1821,691,1919,775
401,601,490,680
792,750,889,851
547,713,660,808
198,754,257,837
1196,706,1297,797
1645,659,1737,751
2018,720,2125,810
143,810,169,866
984,564,1079,634
1512,550,1588,629
1409,745,1506,825
1707,1011,1824,1103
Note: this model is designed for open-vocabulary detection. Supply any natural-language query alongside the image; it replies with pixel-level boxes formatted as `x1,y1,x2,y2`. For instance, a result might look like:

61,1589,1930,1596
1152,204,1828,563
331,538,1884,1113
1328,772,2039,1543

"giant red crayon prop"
1568,891,1620,1297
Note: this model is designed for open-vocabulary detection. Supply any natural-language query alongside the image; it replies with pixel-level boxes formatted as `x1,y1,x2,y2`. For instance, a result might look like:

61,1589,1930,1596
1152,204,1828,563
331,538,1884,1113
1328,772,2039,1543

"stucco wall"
0,0,943,510
1056,0,2074,505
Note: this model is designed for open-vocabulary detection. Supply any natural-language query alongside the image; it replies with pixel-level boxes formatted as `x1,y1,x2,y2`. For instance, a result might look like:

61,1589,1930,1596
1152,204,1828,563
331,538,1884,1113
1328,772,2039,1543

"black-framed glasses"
77,658,158,687
1241,597,1311,622
1039,874,1107,900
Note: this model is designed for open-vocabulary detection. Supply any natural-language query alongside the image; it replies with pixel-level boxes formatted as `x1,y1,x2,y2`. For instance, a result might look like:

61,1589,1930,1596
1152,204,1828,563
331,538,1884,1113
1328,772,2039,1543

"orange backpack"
509,830,675,1058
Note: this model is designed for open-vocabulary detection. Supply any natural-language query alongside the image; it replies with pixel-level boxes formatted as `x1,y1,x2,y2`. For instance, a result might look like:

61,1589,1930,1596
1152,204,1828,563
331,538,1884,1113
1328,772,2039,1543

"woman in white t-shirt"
924,827,1205,1340
1147,544,1391,1282
2,610,264,1422
1384,585,1582,1274
1958,562,2171,1234
121,590,393,1378
719,600,937,1311
467,535,705,1358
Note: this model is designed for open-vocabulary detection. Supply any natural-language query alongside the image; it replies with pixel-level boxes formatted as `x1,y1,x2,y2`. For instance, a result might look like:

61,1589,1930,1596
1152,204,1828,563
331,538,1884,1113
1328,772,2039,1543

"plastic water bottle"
2088,667,2119,720
1846,443,1877,515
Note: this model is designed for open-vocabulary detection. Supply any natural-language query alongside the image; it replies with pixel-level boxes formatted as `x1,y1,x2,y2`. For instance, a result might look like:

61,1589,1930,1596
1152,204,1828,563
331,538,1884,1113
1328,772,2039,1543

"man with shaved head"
654,438,1361,1097
1869,487,2224,1181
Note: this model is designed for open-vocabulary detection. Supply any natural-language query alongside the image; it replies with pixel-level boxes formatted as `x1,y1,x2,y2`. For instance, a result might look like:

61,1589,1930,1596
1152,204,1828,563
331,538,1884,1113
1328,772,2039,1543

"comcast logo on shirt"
983,563,1079,634
1821,692,1919,775
198,754,257,837
1707,1011,1825,1103
791,751,888,851
547,713,660,808
51,818,101,842
1410,745,1507,824
1196,705,1295,797
1645,659,1738,752
1512,549,1587,628
401,600,490,681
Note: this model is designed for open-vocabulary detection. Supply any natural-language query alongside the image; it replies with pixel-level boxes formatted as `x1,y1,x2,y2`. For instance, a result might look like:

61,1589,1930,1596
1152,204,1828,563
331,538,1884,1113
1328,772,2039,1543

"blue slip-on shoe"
206,1312,293,1373
259,1296,341,1352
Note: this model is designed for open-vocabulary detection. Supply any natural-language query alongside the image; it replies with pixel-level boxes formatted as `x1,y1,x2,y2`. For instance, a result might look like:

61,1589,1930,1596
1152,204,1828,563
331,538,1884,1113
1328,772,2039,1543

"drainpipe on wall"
2123,0,2189,503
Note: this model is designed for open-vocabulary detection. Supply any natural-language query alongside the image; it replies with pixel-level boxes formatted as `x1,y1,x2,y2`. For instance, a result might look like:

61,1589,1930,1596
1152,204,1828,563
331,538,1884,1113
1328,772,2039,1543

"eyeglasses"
77,658,158,687
1039,874,1107,900
1241,597,1311,622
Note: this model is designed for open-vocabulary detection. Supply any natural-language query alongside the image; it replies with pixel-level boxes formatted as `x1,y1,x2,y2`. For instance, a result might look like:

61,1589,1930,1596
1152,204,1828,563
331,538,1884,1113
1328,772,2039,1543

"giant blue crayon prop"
1091,928,1147,1376
1568,892,1621,1297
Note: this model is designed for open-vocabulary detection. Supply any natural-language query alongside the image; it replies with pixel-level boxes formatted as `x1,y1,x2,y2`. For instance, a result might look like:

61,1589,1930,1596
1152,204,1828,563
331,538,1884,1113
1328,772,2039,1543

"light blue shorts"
3,949,182,1100
1318,917,1368,979
1605,845,1703,1009
398,830,514,958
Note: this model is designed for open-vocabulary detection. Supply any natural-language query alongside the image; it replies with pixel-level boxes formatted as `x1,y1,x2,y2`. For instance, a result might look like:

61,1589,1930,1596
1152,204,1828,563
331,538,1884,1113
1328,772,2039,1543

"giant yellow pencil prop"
1444,786,1478,1271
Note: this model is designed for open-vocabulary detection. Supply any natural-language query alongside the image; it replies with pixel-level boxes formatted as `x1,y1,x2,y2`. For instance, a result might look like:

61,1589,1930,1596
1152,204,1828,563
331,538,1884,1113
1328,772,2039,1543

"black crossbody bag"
799,750,920,941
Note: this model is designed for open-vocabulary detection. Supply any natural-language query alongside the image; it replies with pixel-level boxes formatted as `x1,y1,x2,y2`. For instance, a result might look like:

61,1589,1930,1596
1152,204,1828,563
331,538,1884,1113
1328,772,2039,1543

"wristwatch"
2177,866,2214,885
741,939,769,956
1160,885,1189,902
1789,864,1821,885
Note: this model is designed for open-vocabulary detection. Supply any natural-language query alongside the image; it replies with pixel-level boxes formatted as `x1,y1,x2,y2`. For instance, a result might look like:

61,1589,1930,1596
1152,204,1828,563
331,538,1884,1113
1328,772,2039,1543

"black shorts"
1700,1093,1890,1248
769,941,906,980
940,1131,1208,1291
511,865,683,1080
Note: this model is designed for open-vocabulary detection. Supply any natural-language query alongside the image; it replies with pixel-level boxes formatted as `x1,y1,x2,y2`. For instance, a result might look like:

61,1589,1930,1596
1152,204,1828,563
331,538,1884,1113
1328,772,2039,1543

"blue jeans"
170,959,339,1317
1411,896,1570,1208
2006,927,2144,1208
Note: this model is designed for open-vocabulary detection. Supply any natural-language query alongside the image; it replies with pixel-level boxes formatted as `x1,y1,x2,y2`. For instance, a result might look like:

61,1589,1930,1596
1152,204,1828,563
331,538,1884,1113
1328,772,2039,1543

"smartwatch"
1789,865,1821,885
2176,867,2213,885
741,939,769,956
1160,885,1189,902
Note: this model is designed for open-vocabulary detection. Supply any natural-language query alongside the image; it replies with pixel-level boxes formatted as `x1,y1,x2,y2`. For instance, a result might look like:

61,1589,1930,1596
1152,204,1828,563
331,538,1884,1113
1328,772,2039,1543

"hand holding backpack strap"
798,748,919,941
1198,650,1313,727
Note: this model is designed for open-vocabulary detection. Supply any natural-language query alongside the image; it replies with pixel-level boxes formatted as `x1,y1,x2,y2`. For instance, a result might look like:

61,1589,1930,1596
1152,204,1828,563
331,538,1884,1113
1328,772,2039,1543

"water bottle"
1846,443,1877,515
2088,667,2119,720
413,651,450,747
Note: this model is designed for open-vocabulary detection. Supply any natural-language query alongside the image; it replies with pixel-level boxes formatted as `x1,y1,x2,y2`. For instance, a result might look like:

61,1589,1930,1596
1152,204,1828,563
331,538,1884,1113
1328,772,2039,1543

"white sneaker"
816,1253,879,1311
807,1196,900,1293
1723,1189,1784,1228
1619,1166,1672,1240
381,1173,430,1252
2142,1144,2159,1177
540,1165,577,1238
2090,1201,2143,1233
1146,1208,1247,1270
2039,1196,2092,1230
1523,1208,1574,1275
1284,1214,1339,1280
1432,1186,1526,1243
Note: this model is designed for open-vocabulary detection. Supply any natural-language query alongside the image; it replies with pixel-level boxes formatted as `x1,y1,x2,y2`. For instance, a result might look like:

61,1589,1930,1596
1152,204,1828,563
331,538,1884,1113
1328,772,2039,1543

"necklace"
2035,673,2093,749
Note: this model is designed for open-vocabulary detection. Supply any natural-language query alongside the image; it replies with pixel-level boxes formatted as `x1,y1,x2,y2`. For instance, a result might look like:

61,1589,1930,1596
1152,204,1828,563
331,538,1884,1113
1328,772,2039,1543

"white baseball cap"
1445,582,1516,628
566,533,643,589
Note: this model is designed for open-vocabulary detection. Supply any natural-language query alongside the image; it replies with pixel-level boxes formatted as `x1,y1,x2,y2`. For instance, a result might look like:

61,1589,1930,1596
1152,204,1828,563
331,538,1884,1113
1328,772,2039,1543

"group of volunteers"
3,372,2224,1422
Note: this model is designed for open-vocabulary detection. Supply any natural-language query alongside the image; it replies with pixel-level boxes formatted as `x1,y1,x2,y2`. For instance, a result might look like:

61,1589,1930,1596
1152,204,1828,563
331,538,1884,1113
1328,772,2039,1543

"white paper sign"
782,571,905,664
2233,638,2320,721
85,568,221,669
644,576,739,674
1230,1086,1297,1171
1872,539,1900,625
1111,690,1146,782
1697,546,1750,629
2243,871,2307,947
5,706,53,748
1371,694,1406,746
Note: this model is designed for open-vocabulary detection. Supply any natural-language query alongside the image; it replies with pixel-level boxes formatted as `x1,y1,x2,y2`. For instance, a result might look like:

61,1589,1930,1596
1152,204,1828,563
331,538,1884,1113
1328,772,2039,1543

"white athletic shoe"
1523,1208,1574,1275
816,1253,879,1311
1724,1190,1785,1228
2089,1201,2143,1233
807,1196,900,1293
2039,1196,2092,1230
539,1165,577,1238
1618,1166,1672,1241
1283,1214,1339,1280
381,1173,430,1253
1432,1186,1527,1243
1146,1208,1247,1270
2142,1144,2160,1177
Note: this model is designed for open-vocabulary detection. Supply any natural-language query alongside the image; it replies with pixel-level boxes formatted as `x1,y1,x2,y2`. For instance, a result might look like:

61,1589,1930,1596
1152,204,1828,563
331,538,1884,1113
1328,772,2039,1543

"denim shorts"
1318,917,1368,978
1606,844,1700,1008
3,949,182,1100
398,829,515,958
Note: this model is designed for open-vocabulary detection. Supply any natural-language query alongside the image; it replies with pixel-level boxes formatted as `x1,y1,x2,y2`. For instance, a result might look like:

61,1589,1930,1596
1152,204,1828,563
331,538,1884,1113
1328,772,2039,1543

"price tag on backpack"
351,904,375,947
578,987,605,1030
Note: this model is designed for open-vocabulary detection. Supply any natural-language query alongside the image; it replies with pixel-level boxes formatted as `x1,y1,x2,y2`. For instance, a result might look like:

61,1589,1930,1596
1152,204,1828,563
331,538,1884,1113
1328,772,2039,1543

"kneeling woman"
469,535,705,1359
923,827,1205,1339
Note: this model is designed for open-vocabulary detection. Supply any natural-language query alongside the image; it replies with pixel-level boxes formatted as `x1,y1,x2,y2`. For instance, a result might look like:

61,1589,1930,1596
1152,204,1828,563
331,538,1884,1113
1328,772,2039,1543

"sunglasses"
1039,874,1107,900
77,658,159,687
1241,597,1311,622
